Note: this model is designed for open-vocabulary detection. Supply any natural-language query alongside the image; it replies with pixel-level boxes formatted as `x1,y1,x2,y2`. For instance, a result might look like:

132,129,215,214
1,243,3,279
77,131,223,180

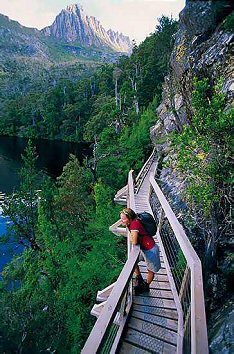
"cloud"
0,0,55,28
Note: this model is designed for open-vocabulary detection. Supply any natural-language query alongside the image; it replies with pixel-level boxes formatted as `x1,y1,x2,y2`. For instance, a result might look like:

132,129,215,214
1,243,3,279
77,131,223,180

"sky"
0,0,185,44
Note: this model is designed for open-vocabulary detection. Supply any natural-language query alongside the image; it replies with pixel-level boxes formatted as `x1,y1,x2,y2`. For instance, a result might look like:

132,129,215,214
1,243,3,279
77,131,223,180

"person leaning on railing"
120,208,161,295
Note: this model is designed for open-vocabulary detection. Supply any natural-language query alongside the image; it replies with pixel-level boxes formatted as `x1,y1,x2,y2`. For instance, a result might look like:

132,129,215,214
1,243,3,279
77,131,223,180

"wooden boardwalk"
118,160,179,353
82,149,208,354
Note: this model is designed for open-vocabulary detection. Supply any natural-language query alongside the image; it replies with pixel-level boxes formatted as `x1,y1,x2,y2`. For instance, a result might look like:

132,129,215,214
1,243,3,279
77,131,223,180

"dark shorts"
139,244,161,273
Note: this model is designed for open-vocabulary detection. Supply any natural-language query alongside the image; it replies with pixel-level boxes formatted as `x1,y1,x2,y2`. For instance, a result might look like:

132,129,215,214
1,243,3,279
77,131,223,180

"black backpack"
137,211,157,237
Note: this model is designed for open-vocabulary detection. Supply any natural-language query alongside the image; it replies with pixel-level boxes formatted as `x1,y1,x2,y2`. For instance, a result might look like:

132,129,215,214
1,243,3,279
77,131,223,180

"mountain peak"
65,3,84,14
41,3,132,54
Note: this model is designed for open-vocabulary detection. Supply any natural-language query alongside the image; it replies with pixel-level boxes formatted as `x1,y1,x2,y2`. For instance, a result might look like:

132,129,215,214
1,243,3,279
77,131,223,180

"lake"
0,136,91,275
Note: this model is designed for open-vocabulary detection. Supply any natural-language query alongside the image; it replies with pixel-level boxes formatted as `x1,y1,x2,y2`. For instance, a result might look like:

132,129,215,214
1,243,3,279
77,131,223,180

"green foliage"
0,145,125,352
84,95,118,141
56,154,94,232
171,78,233,216
2,139,41,249
222,11,234,31
0,16,178,352
1,16,177,144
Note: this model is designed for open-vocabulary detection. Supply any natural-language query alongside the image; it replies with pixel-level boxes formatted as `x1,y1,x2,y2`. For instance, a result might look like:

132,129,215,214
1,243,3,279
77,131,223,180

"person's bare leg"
147,270,155,284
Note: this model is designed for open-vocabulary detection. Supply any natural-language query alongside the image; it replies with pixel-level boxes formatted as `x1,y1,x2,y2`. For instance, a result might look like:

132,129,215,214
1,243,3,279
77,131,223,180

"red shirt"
129,219,155,250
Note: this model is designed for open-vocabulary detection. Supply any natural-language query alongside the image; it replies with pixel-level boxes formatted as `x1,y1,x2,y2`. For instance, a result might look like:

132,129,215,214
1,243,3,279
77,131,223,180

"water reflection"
0,136,91,193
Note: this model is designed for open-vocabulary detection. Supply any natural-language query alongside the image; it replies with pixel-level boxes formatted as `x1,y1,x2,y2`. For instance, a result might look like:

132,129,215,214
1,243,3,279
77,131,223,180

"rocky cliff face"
0,7,128,100
151,0,233,141
42,4,132,54
150,0,233,351
150,0,233,209
0,14,50,61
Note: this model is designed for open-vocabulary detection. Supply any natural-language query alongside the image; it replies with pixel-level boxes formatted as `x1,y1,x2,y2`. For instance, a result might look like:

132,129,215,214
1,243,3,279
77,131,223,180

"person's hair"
120,208,137,221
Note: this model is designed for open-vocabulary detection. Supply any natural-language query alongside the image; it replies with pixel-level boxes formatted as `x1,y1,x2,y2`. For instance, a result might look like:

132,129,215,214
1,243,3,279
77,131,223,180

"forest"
0,16,179,352
0,11,233,353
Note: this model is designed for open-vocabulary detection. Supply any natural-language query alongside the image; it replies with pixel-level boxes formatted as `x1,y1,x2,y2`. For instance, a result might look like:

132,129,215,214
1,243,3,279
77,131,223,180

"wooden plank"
141,289,174,300
135,207,150,211
135,205,150,210
133,295,176,310
155,230,184,353
150,280,172,291
136,198,148,202
123,329,176,354
119,341,151,353
135,199,149,203
131,310,178,332
133,304,178,321
128,317,177,345
153,274,170,282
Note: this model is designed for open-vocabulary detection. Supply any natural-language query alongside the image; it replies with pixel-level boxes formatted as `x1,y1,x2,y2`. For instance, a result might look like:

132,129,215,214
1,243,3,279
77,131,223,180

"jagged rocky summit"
42,3,133,54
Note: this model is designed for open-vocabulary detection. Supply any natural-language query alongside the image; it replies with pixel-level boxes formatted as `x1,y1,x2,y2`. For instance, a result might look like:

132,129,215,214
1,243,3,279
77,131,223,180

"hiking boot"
134,283,144,295
134,277,150,295
134,274,144,287
134,275,144,295
142,281,150,292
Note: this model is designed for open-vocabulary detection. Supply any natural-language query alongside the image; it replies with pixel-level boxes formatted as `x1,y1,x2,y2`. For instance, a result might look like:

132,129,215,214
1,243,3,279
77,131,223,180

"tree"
2,139,41,250
55,154,94,236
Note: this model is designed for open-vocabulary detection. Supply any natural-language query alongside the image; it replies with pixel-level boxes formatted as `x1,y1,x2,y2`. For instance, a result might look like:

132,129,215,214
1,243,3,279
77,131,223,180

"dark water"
0,136,91,193
0,136,91,274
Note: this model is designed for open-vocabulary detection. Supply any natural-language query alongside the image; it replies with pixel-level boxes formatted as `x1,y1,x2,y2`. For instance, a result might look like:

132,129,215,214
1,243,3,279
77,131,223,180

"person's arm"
130,230,139,245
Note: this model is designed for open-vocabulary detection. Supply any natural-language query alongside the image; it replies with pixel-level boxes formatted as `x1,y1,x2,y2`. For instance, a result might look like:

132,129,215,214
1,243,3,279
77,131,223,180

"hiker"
120,208,161,294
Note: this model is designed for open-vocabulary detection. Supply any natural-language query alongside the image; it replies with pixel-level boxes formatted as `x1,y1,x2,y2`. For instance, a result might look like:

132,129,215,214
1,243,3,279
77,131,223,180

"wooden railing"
149,175,209,354
134,147,156,193
82,150,208,354
113,148,156,203
81,170,139,354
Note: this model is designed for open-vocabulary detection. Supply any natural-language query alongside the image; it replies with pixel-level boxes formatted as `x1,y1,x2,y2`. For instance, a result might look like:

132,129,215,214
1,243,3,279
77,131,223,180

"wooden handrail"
150,175,199,265
135,147,156,193
82,168,137,353
81,245,140,354
114,184,127,200
127,170,136,257
135,147,155,184
149,174,208,354
128,169,136,210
